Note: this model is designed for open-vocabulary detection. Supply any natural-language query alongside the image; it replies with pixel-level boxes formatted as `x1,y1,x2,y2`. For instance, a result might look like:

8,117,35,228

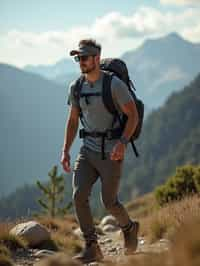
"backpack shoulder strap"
73,75,85,107
102,71,117,115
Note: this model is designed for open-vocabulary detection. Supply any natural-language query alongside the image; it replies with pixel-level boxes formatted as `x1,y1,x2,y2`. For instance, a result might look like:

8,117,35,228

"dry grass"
120,216,200,266
138,194,200,242
0,221,28,252
0,244,11,257
34,215,82,255
0,254,14,266
126,192,157,218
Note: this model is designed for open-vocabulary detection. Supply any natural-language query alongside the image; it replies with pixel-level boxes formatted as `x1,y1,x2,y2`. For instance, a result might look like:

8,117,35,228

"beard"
80,62,96,74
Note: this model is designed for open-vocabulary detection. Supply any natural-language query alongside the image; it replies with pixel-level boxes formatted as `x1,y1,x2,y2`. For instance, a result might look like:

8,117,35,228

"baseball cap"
69,44,100,56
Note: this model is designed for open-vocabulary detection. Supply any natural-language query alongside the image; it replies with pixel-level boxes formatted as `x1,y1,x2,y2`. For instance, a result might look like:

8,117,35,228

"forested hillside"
122,72,200,198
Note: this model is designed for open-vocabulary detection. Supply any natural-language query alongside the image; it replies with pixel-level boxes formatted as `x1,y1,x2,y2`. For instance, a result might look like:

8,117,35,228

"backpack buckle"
106,130,113,140
79,129,85,138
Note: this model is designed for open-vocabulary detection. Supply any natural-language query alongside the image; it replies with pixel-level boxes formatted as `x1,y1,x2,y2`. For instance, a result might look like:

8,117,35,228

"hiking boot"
122,220,140,255
72,241,104,264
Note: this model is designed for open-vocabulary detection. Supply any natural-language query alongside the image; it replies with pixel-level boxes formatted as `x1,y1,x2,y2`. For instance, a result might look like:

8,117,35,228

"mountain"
122,32,200,108
24,32,200,110
24,58,79,81
121,72,200,199
0,63,81,197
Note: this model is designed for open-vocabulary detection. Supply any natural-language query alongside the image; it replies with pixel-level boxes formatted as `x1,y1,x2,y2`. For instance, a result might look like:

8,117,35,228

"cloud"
160,0,200,6
1,6,200,67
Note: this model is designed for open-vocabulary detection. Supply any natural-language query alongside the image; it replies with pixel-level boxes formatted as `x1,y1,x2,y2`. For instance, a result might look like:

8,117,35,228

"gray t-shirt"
67,70,133,153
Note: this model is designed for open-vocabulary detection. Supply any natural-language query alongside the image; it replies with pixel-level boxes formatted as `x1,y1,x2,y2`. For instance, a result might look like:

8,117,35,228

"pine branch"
38,198,48,210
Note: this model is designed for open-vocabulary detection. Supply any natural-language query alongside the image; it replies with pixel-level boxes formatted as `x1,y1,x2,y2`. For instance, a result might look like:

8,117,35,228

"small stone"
108,247,117,252
159,238,170,243
100,238,112,244
33,249,56,258
102,224,118,233
139,239,145,245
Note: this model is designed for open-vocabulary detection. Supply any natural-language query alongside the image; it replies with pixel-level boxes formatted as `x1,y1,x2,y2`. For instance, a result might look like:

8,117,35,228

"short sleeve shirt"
67,71,133,153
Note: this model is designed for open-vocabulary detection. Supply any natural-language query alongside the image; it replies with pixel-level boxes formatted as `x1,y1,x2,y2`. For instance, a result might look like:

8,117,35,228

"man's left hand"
110,141,126,161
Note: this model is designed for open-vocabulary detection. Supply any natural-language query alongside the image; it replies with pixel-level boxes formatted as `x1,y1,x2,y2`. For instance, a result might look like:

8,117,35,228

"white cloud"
0,6,200,67
160,0,200,6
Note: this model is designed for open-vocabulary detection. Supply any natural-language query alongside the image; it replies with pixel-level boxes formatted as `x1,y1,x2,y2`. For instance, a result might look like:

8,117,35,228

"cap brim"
69,50,80,56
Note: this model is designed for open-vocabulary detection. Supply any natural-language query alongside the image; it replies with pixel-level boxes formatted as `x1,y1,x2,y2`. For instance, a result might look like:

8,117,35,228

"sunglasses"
74,55,92,62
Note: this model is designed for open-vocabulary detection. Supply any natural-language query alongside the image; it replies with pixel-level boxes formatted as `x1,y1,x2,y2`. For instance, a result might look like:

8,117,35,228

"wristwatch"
119,135,129,145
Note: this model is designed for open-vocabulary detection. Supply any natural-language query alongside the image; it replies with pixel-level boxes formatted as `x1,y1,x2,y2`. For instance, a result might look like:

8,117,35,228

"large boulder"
9,221,50,247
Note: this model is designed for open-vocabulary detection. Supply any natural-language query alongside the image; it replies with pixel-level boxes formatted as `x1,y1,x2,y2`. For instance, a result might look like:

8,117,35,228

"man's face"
75,54,99,74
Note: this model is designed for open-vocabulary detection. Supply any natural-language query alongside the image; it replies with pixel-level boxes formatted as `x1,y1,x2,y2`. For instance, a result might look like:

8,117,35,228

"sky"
0,0,200,67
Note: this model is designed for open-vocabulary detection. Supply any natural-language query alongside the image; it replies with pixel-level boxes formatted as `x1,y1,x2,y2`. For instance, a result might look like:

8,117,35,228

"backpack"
73,58,144,159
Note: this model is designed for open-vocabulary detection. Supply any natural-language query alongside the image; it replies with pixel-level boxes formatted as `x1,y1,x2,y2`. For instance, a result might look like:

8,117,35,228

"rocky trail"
13,229,170,266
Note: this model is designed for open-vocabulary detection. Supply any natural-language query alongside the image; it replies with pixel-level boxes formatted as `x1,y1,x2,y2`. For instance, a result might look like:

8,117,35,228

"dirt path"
13,229,170,266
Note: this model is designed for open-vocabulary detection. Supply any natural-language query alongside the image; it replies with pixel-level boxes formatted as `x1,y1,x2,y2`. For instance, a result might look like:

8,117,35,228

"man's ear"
95,55,101,64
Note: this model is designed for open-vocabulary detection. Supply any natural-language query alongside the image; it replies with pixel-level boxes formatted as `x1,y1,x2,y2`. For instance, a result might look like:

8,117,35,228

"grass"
0,244,11,257
35,215,82,255
0,254,14,266
129,193,200,242
126,192,157,218
0,221,28,252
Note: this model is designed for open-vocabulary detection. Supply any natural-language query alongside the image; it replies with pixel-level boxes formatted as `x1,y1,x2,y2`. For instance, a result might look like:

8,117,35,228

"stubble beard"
80,62,96,74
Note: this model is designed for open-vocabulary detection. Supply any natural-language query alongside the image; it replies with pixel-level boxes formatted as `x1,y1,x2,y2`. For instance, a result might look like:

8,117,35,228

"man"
60,39,139,264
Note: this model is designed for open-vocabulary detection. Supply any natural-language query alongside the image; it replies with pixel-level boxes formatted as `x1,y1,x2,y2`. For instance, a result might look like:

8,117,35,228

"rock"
34,252,82,266
102,224,119,233
10,221,50,247
108,247,117,252
73,225,104,239
100,238,112,244
139,239,145,245
95,225,105,235
73,227,83,238
33,249,56,258
159,238,170,243
100,215,118,228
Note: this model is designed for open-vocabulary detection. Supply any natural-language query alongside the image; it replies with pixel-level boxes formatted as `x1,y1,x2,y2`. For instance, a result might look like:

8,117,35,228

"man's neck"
85,68,101,83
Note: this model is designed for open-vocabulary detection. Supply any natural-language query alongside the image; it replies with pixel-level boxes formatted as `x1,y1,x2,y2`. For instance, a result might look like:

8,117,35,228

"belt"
79,128,123,160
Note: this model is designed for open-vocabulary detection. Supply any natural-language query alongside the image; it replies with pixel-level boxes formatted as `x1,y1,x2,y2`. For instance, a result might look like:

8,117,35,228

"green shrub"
155,165,200,206
193,166,200,192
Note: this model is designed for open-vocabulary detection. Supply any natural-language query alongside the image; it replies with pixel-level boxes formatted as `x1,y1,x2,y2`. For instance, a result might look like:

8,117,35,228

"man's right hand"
60,151,71,173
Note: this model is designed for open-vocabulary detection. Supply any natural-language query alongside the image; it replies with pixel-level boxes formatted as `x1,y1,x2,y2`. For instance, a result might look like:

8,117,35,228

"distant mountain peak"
143,32,186,46
165,32,183,40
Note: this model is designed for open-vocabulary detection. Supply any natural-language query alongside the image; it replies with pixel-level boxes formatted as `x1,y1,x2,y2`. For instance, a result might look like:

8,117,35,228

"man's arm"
63,105,80,152
61,105,80,172
110,99,139,161
119,100,139,141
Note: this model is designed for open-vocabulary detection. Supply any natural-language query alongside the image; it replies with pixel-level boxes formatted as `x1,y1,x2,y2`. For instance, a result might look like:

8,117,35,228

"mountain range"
24,32,200,108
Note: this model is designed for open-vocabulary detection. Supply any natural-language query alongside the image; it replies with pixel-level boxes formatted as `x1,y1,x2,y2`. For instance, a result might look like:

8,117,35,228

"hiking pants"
72,145,131,243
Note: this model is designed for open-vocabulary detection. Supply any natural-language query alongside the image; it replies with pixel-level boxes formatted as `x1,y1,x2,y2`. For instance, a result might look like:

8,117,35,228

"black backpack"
73,58,144,159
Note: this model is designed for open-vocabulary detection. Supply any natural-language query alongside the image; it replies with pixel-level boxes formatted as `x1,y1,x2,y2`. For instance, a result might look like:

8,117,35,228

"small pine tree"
36,165,72,217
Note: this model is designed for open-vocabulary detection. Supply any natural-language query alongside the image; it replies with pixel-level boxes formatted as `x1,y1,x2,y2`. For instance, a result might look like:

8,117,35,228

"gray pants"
72,145,131,243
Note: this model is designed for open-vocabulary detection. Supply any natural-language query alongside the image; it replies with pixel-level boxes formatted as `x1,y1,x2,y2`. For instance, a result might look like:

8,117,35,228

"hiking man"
60,39,139,264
